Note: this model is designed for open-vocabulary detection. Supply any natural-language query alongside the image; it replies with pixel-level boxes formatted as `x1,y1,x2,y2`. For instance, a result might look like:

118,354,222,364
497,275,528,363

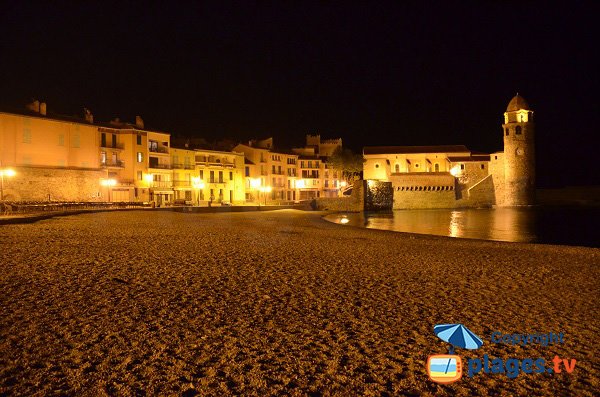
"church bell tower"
502,94,535,206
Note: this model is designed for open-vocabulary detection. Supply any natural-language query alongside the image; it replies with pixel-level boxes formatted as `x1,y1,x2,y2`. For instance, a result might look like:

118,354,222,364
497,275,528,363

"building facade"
363,94,535,209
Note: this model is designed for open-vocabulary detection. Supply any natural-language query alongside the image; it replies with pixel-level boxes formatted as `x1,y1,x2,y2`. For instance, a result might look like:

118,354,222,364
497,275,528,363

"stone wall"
313,180,364,211
389,173,456,209
364,180,393,211
2,166,104,202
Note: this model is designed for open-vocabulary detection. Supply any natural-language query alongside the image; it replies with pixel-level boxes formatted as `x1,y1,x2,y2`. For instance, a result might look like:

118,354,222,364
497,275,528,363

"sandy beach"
1,209,598,396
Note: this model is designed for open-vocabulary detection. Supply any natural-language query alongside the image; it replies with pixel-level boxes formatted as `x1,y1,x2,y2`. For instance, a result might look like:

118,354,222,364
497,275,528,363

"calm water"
325,207,600,247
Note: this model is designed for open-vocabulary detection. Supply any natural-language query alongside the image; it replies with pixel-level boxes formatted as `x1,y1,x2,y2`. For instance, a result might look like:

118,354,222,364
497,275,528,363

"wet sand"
1,210,598,396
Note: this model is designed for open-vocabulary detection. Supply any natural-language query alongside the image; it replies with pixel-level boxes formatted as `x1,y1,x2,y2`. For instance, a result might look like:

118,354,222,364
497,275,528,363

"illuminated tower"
502,94,535,206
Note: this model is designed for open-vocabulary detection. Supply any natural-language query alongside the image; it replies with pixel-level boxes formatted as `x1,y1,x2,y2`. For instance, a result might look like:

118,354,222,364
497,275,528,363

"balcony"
148,163,171,170
196,160,235,168
173,180,192,187
172,163,195,170
148,180,172,188
101,160,125,168
100,142,124,150
208,179,226,184
149,146,169,154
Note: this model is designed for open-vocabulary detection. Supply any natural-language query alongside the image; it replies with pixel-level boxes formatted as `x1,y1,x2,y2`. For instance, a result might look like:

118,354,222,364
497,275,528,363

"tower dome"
506,94,530,112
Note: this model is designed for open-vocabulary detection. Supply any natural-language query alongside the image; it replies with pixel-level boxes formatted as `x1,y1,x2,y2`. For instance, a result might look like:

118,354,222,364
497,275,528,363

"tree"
326,147,364,194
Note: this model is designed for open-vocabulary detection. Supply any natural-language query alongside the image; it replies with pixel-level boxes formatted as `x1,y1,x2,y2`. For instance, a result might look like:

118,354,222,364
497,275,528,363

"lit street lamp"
192,176,205,206
100,178,117,202
0,168,16,201
258,186,272,206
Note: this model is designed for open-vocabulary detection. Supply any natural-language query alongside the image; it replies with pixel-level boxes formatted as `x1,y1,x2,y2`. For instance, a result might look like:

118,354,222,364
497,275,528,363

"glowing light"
296,179,305,188
258,186,272,193
144,174,153,184
250,178,262,188
100,179,117,187
449,166,461,177
192,177,205,189
340,217,349,224
340,181,347,188
0,169,16,177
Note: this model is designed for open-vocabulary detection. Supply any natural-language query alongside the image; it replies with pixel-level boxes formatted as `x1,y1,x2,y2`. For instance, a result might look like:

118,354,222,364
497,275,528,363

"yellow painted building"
234,141,298,203
0,103,103,201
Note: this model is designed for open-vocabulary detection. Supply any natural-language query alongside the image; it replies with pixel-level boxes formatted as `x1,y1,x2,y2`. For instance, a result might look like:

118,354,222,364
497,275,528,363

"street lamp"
258,186,272,206
0,168,16,201
192,177,205,206
100,178,117,202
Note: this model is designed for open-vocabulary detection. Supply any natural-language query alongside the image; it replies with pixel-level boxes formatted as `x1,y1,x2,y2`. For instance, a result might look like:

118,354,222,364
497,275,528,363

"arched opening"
516,126,522,135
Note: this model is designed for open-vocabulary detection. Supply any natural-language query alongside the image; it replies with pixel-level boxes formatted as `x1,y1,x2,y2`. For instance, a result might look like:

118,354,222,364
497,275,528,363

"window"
460,164,465,170
415,163,419,168
101,133,107,147
505,128,509,136
72,132,80,148
137,135,142,145
395,164,400,173
137,171,143,180
112,134,117,148
200,170,204,179
218,171,223,183
481,164,485,170
245,166,249,177
101,151,107,164
210,171,215,183
516,126,522,135
434,164,439,172
23,128,32,143
494,155,498,160
229,172,233,180
375,163,379,169
137,152,143,163
58,134,64,146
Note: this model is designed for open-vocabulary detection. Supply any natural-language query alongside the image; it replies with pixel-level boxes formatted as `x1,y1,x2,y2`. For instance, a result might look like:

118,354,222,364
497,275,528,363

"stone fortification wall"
2,166,104,202
390,173,456,209
489,153,506,206
313,180,364,211
458,175,496,208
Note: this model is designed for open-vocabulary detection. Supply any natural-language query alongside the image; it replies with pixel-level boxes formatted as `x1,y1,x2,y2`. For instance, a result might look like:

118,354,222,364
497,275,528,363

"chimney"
135,115,144,129
84,108,94,123
26,100,40,113
39,102,47,116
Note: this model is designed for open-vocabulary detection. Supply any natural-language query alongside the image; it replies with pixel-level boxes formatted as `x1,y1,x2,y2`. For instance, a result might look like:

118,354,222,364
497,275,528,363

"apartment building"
233,139,298,203
293,135,344,199
0,102,103,202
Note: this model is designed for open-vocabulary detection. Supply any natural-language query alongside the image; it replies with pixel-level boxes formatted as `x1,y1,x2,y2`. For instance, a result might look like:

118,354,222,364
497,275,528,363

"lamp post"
192,177,205,206
259,186,272,206
0,168,16,201
100,178,117,202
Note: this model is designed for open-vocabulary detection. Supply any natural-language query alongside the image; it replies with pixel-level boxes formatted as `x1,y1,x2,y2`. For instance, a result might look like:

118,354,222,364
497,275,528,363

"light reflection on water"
326,207,600,247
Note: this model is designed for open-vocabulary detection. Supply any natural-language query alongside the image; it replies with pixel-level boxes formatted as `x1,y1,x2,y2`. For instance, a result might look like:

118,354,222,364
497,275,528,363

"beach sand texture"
1,210,598,396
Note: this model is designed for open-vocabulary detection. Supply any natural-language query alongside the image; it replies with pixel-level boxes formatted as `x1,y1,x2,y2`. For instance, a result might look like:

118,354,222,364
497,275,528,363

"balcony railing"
148,163,171,169
173,180,191,187
172,163,195,170
101,160,125,168
208,179,226,184
149,146,169,154
100,142,124,150
148,181,172,188
195,161,235,168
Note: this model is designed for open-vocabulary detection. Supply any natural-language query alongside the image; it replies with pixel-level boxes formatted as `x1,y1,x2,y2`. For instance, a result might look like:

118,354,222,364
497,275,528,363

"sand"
0,210,598,396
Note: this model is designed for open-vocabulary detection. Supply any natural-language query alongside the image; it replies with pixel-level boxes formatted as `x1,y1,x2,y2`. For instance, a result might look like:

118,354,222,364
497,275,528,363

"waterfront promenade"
1,210,598,395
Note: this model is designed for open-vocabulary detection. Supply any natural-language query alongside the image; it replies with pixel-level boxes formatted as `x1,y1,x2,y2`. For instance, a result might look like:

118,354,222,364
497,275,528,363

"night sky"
1,2,597,187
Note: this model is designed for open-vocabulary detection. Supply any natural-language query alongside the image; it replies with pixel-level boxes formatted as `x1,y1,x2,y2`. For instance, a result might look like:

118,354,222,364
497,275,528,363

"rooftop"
363,145,470,155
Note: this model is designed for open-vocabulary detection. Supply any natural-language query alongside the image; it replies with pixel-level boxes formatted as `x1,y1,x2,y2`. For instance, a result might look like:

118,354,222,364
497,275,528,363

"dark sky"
1,1,598,187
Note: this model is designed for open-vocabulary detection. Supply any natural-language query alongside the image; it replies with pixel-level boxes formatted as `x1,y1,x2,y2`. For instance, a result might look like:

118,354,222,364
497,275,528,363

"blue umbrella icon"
434,324,483,354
